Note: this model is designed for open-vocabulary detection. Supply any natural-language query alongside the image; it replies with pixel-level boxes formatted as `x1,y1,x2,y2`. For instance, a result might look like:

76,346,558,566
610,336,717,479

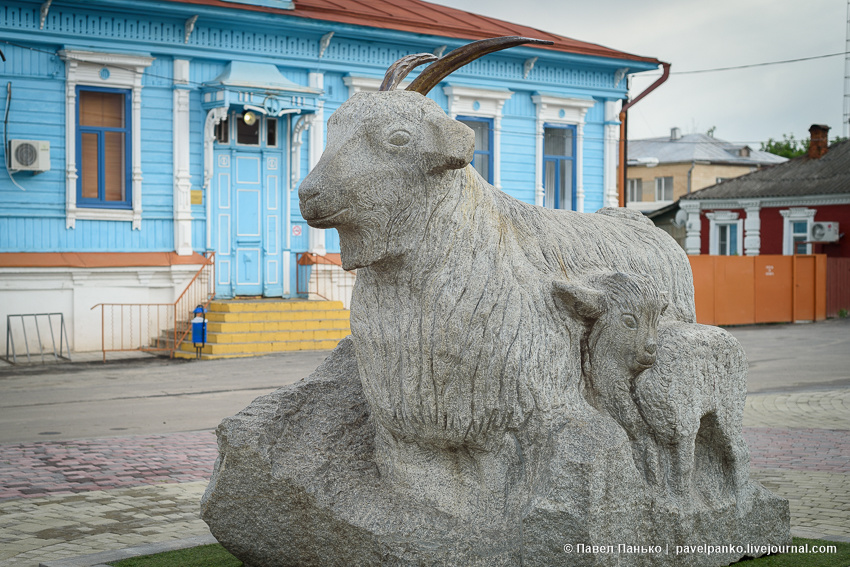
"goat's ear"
426,116,475,172
551,281,604,321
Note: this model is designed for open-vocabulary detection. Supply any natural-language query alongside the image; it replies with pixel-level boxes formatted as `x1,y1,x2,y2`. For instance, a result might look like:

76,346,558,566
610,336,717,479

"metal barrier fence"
826,257,850,318
4,313,71,364
296,252,356,309
91,252,215,361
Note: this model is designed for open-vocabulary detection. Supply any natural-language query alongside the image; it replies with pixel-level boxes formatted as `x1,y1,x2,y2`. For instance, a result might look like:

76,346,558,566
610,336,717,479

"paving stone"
0,387,847,565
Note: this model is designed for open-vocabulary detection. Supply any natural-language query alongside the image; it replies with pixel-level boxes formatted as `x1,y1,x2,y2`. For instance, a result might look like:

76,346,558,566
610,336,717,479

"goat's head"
298,37,552,270
553,272,668,375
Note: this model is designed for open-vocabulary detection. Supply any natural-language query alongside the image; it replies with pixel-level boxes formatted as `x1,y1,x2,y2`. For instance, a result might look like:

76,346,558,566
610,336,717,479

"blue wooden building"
0,0,661,352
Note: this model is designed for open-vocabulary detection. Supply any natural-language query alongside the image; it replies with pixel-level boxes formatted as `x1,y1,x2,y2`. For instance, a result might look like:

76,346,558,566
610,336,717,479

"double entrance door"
213,111,287,297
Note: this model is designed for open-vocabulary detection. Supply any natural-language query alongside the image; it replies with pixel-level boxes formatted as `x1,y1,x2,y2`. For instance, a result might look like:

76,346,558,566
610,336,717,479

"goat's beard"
336,218,394,271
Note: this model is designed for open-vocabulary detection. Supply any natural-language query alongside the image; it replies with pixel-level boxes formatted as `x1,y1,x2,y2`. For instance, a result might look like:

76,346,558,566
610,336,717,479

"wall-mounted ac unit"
809,221,839,242
8,139,51,173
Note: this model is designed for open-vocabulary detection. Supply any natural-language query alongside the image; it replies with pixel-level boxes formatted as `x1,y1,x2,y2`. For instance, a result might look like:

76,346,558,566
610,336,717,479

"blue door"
234,153,263,295
213,111,285,297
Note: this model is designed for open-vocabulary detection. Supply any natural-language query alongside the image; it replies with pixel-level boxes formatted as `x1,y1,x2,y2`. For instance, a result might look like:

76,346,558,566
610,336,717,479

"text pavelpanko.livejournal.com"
563,543,839,557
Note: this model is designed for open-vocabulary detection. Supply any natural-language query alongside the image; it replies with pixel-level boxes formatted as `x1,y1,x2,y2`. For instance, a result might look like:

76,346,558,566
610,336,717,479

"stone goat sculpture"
201,38,790,567
298,36,699,521
555,271,750,505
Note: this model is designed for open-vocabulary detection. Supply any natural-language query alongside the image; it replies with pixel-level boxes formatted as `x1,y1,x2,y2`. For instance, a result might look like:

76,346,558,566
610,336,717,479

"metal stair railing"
296,252,356,309
4,313,72,364
91,252,215,361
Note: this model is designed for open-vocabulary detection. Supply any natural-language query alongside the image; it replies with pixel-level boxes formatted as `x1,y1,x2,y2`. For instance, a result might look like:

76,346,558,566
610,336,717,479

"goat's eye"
387,130,411,147
621,314,638,329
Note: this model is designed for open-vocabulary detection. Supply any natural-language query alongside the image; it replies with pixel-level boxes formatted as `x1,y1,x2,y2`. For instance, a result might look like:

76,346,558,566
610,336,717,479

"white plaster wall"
0,267,198,355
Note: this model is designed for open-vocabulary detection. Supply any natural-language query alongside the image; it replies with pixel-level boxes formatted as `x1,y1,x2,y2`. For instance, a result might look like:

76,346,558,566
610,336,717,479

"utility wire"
640,51,850,76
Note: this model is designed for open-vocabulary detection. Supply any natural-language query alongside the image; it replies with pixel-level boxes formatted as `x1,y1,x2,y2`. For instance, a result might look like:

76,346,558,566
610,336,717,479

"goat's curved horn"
406,36,554,95
379,53,440,91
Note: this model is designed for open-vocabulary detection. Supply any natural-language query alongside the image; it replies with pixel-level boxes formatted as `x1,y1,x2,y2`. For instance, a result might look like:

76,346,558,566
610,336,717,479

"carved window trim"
542,124,577,210
343,76,393,94
457,116,494,184
706,211,743,256
444,86,513,191
60,50,153,230
780,208,816,255
532,94,595,211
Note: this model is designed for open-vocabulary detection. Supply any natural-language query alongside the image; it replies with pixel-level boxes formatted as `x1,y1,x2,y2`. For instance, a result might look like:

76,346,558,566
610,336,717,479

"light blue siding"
0,0,656,292
140,87,175,222
0,217,173,251
582,103,606,213
0,75,66,213
500,116,537,203
502,91,535,118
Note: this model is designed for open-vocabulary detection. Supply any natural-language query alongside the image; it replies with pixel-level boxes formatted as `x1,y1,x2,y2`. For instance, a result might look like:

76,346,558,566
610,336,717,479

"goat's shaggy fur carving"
558,271,750,504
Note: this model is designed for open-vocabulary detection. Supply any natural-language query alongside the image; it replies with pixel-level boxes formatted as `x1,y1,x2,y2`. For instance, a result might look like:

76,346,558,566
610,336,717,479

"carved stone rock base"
201,338,790,567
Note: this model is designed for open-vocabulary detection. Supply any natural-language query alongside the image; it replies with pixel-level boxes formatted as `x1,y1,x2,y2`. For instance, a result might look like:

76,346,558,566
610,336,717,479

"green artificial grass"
108,543,241,567
108,538,849,567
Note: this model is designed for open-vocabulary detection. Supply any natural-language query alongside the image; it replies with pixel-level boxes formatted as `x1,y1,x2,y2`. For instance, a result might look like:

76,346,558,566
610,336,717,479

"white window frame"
655,176,674,201
780,208,816,255
707,211,743,256
627,178,643,203
444,85,513,191
60,50,153,230
532,94,595,211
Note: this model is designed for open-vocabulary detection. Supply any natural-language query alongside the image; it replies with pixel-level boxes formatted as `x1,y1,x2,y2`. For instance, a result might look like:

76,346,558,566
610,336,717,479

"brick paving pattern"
743,388,850,544
1,388,848,565
0,431,217,502
743,427,850,473
0,481,209,566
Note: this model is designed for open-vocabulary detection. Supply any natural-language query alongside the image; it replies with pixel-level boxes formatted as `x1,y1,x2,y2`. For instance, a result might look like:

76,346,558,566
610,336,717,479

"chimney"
808,124,830,159
670,127,682,141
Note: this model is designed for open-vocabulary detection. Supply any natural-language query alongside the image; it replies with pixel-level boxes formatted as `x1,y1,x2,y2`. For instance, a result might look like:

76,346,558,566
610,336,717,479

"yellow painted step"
179,336,346,355
210,300,345,313
207,329,350,343
206,319,350,333
206,310,350,323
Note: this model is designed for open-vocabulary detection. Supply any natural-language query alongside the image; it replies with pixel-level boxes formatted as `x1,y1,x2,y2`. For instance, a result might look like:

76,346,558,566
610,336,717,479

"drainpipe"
687,160,695,195
618,62,671,207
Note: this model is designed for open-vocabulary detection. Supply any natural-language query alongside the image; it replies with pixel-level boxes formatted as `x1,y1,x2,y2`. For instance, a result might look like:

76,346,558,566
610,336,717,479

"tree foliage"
760,134,809,158
761,133,849,159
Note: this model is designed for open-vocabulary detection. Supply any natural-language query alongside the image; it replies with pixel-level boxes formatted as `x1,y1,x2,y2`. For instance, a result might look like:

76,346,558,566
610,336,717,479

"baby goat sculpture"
555,271,750,506
299,37,698,521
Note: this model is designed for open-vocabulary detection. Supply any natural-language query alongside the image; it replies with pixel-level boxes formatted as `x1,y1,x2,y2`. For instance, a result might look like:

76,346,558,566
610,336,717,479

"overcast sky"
428,0,849,145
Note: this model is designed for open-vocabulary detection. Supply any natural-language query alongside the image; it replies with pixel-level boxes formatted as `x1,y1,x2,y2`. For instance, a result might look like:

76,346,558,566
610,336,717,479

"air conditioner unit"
809,221,839,242
8,139,50,173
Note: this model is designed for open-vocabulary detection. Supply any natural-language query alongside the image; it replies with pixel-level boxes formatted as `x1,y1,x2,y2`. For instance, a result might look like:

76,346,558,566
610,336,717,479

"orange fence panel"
793,256,816,322
688,254,826,326
688,255,716,325
754,256,792,323
816,254,827,321
714,256,755,325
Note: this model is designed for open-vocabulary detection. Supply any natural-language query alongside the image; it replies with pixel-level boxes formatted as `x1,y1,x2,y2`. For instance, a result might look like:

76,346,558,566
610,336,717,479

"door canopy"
202,61,322,116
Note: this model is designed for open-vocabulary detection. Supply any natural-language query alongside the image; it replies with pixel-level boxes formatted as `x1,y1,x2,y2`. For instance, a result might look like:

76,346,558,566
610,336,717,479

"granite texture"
202,46,790,565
